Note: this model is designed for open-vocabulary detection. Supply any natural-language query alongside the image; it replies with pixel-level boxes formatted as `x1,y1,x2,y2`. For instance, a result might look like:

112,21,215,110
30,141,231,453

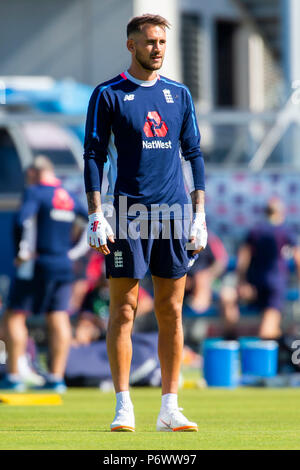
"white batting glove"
189,212,208,251
88,212,114,248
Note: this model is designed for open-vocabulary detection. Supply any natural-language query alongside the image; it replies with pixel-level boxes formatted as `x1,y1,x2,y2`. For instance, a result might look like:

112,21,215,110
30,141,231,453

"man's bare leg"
152,274,198,431
106,277,139,392
219,286,240,339
259,308,282,339
106,277,139,432
4,310,28,375
152,275,186,395
46,311,72,378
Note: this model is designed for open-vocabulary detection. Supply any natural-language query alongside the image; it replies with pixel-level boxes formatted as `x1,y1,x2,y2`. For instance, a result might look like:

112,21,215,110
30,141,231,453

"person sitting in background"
73,271,109,345
220,197,300,340
73,270,155,345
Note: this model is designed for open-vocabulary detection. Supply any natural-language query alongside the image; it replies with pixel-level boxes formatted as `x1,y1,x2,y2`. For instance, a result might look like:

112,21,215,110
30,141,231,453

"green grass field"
0,386,300,450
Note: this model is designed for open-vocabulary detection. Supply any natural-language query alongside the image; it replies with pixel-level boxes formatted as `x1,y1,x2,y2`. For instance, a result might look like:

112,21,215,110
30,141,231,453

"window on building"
181,13,201,101
216,20,238,107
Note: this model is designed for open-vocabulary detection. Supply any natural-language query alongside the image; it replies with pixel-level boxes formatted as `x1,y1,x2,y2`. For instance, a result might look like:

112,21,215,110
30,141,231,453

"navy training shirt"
16,178,88,281
83,71,205,219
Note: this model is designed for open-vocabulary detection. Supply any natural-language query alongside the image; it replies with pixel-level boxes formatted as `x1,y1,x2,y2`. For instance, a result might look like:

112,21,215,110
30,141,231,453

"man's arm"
83,87,114,254
180,88,205,201
86,191,102,215
16,186,40,225
180,88,207,253
83,86,111,198
15,186,40,262
236,243,252,284
190,189,205,215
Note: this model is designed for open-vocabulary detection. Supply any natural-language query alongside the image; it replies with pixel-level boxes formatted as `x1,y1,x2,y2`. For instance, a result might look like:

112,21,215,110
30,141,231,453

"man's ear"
127,38,135,53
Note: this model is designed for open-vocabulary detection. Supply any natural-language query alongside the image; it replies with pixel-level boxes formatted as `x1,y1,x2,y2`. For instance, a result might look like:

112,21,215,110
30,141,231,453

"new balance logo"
124,94,135,101
163,89,174,103
114,250,123,268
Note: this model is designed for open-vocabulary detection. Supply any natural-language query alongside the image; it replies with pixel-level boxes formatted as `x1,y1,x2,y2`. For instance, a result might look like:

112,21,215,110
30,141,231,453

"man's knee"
155,298,183,327
109,296,137,328
4,310,26,331
47,312,71,336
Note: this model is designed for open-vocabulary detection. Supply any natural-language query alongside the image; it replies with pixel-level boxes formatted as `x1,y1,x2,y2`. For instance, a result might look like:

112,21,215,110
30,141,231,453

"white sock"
161,393,178,411
116,391,133,410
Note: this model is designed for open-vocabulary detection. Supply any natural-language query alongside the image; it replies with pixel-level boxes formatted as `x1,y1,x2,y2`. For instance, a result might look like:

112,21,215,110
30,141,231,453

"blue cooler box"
240,338,278,379
203,339,239,388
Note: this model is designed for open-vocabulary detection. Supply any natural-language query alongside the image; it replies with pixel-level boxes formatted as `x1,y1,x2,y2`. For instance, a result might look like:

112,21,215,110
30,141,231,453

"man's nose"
153,41,161,52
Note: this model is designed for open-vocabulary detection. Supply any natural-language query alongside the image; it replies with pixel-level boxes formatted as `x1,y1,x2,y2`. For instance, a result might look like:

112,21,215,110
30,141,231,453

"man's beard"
135,50,163,71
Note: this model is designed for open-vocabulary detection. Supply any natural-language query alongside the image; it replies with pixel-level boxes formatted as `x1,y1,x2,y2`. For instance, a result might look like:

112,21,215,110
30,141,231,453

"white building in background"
0,0,180,89
1,0,133,86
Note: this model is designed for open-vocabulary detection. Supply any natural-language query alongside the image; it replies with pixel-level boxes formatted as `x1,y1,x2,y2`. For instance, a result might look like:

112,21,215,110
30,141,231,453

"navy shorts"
8,277,72,315
254,285,285,312
105,218,192,279
7,278,34,313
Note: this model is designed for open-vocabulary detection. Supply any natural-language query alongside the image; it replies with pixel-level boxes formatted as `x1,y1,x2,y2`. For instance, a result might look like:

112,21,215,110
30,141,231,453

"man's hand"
14,255,29,267
88,212,115,255
14,246,34,266
187,212,208,255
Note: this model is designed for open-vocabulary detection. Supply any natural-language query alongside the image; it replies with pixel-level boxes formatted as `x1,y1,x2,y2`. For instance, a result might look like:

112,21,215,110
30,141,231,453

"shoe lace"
169,407,190,424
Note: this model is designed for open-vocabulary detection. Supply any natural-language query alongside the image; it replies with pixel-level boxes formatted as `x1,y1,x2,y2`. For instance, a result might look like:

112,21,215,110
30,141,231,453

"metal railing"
2,97,300,172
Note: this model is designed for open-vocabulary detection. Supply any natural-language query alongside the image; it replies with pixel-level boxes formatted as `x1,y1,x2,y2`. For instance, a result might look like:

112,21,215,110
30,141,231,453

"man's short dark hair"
127,14,170,38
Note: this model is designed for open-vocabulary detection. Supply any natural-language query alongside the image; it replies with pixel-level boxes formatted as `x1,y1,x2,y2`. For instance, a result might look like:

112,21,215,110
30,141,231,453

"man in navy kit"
2,156,88,391
84,14,207,432
220,198,300,340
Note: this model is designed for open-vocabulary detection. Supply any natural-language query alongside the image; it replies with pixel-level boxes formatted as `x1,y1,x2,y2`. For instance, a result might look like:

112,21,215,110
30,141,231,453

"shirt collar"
124,70,159,87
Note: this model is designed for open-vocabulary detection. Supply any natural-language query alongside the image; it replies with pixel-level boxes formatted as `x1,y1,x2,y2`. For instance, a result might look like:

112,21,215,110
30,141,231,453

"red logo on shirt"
52,188,74,211
143,111,168,138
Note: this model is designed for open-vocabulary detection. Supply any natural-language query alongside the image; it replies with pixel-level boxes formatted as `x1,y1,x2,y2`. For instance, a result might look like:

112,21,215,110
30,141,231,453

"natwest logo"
143,140,172,150
143,111,168,138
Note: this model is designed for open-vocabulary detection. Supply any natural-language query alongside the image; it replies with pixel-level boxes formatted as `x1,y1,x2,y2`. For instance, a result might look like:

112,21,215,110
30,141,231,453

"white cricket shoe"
110,406,135,432
156,408,198,432
18,355,45,387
